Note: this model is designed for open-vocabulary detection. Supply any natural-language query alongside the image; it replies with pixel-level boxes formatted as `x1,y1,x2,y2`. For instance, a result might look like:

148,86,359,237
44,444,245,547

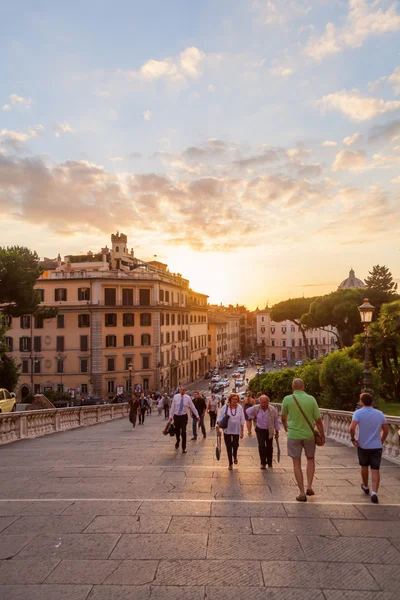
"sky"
0,0,399,309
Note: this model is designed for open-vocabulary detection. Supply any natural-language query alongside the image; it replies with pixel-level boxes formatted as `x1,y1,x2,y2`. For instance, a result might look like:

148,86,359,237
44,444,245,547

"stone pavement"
0,410,400,599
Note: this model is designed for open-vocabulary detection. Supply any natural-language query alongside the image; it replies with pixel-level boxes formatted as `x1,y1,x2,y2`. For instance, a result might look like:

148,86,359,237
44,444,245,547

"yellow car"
0,389,16,413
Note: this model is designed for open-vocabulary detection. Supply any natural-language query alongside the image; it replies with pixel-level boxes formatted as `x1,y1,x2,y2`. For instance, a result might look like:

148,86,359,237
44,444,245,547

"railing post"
20,415,27,439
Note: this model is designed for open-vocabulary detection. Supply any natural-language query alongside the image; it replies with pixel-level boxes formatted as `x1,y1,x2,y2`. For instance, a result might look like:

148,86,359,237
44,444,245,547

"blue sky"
1,0,400,308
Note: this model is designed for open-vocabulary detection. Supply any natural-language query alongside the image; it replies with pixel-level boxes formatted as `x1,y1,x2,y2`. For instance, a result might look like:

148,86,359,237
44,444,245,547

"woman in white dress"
217,393,245,470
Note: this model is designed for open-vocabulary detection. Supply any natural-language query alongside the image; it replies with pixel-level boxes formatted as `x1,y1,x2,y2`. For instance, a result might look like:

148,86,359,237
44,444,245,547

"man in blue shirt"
350,392,389,504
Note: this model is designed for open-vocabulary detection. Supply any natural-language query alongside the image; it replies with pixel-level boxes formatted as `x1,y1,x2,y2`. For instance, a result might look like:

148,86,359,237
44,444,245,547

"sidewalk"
0,410,399,599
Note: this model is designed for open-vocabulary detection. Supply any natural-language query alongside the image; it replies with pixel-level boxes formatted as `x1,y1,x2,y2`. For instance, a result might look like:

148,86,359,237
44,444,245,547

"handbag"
292,394,324,446
218,405,230,430
163,421,176,436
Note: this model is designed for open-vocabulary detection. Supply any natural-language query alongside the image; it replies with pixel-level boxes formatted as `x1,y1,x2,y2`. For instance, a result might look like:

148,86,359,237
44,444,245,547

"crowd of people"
128,378,389,504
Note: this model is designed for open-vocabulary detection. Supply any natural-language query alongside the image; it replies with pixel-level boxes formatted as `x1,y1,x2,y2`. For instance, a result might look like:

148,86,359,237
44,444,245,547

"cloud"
343,132,361,146
2,93,33,111
269,65,293,77
108,156,124,162
254,0,312,26
123,46,206,84
368,119,400,143
0,125,44,150
321,141,338,147
305,0,400,61
318,89,400,121
143,110,152,121
369,65,400,95
332,149,367,171
54,123,75,138
392,175,400,183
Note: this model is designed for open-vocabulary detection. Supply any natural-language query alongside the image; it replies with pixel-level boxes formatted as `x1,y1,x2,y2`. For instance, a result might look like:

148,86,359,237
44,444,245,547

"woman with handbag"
208,394,218,429
217,393,245,470
129,395,139,430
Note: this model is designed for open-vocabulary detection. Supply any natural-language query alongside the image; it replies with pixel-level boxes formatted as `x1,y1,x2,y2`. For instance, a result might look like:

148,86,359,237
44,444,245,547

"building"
338,268,366,290
207,309,240,368
6,233,208,400
256,306,337,362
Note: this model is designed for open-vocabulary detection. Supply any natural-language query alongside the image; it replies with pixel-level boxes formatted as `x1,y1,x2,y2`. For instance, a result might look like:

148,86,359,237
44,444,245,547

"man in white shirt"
170,386,200,453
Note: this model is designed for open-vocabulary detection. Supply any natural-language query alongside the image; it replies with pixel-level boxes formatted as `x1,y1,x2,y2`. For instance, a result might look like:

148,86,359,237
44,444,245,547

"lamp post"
358,298,375,395
128,362,133,397
256,361,261,392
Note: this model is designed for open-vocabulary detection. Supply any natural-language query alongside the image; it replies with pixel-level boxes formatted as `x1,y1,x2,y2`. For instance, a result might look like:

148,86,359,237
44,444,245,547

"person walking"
191,391,207,440
157,396,163,416
350,392,389,504
169,386,199,453
128,395,139,429
246,395,279,469
162,393,171,419
208,394,218,429
217,393,245,470
244,392,256,435
281,378,325,502
138,393,149,425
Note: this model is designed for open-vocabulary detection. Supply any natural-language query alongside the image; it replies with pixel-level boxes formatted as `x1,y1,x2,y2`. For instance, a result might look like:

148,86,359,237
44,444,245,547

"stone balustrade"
0,403,129,445
272,403,400,465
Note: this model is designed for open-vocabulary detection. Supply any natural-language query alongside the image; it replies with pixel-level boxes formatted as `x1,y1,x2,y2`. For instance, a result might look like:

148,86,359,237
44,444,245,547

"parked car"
204,372,211,379
238,366,246,374
232,370,240,377
211,375,221,383
211,382,225,394
219,378,230,388
295,360,303,366
0,389,16,413
226,363,234,369
235,378,245,388
78,395,106,406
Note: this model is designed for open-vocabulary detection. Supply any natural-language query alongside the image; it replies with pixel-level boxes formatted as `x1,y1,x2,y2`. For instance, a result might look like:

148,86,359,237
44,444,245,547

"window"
107,380,115,394
291,326,296,332
34,360,41,374
80,336,88,351
261,316,264,322
167,332,170,343
78,287,91,301
160,333,164,344
105,313,117,327
104,288,117,305
34,316,43,329
185,315,188,325
122,313,134,327
140,313,152,326
57,359,64,374
122,288,133,306
56,336,64,352
159,289,164,302
172,331,175,342
78,314,90,328
36,288,44,302
282,327,286,334
166,314,170,326
57,314,65,328
142,356,150,369
322,337,326,345
143,378,149,391
32,336,41,352
125,357,133,370
171,314,175,325
141,333,151,346
22,360,29,374
55,288,67,302
165,291,170,302
20,337,31,352
81,384,88,394
271,339,275,347
20,315,31,329
178,314,181,325
261,327,265,333
5,337,13,351
139,289,150,306
80,359,88,373
160,313,165,326
292,339,295,347
282,340,286,347
106,335,117,348
271,327,275,334
107,358,115,372
298,338,302,346
331,337,335,345
124,334,134,347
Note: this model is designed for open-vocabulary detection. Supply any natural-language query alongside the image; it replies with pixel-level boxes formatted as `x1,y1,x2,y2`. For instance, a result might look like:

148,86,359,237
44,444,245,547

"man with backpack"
246,395,280,469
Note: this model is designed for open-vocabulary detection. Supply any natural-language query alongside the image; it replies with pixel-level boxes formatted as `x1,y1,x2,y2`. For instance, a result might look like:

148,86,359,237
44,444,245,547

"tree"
365,265,398,295
319,350,364,411
0,315,19,391
271,297,315,358
0,246,43,316
301,289,364,348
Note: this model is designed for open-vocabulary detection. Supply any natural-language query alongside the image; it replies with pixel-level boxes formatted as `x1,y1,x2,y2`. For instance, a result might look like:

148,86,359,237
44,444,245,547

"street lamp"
128,362,133,397
256,361,261,392
358,298,375,394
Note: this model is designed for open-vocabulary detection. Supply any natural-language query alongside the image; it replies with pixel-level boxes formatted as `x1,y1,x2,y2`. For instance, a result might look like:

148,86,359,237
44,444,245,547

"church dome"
338,268,365,289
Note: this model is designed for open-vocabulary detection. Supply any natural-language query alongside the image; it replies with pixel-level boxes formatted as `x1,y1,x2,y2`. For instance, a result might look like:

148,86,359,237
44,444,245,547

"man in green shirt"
281,378,325,502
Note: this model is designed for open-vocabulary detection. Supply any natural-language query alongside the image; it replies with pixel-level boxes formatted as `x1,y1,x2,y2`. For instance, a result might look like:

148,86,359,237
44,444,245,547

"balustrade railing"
271,403,400,465
0,403,129,446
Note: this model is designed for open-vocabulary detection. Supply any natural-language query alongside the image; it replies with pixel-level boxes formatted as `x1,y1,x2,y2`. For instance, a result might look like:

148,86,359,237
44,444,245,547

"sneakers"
361,484,370,495
371,493,379,504
191,436,197,441
182,449,187,454
260,464,266,470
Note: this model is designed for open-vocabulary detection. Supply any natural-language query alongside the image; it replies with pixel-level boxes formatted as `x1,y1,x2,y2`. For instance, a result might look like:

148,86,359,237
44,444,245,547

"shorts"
357,447,382,470
287,437,316,459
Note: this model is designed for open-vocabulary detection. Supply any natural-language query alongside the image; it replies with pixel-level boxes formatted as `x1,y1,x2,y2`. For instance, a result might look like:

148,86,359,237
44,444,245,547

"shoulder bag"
292,394,323,446
218,404,230,430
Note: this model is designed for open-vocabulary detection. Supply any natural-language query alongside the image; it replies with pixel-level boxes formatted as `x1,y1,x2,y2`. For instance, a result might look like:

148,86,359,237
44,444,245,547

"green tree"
0,315,19,391
271,297,315,358
365,265,398,295
0,246,43,316
319,350,363,411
